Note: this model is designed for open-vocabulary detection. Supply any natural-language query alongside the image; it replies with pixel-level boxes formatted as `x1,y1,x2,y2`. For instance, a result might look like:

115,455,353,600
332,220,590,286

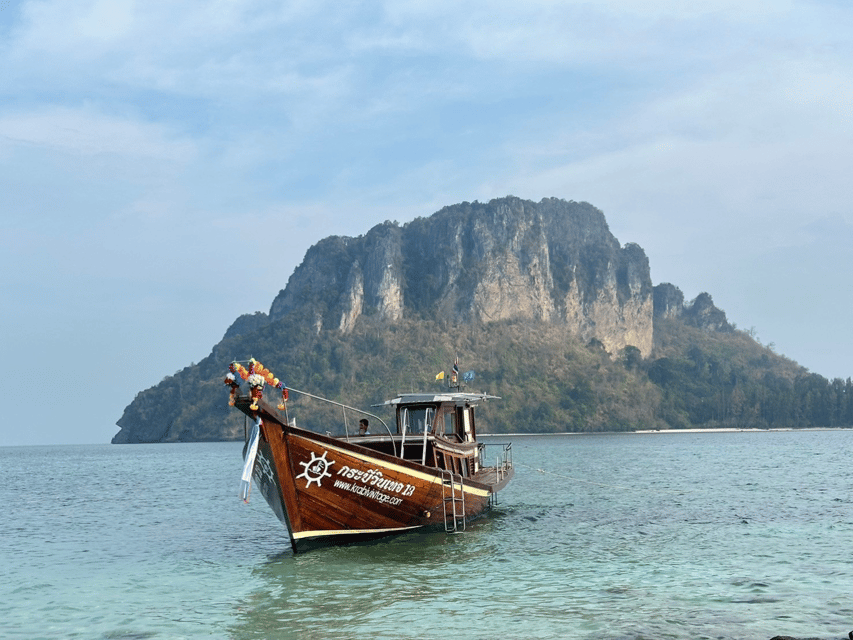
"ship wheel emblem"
297,450,335,488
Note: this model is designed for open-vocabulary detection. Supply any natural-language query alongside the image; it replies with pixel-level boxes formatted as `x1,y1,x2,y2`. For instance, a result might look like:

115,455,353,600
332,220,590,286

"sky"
1,0,851,446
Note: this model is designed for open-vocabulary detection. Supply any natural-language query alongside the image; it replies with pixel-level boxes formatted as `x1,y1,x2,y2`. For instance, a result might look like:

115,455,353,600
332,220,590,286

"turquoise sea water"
2,431,852,640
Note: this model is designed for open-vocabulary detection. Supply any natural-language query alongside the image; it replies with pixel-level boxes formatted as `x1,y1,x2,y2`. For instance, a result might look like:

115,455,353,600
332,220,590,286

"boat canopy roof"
376,392,500,408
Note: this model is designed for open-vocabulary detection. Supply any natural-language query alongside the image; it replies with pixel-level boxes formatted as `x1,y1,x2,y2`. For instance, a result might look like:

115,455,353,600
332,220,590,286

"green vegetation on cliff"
113,311,852,442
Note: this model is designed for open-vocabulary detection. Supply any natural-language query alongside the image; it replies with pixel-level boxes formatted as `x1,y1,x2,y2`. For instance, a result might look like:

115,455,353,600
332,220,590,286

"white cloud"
75,0,134,41
380,0,801,66
0,107,196,160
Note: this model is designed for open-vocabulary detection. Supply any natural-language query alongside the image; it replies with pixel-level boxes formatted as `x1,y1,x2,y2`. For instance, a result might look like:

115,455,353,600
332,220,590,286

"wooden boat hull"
242,399,510,553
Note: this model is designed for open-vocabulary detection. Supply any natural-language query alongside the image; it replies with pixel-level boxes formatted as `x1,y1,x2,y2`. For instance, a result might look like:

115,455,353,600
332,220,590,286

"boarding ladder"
441,469,466,533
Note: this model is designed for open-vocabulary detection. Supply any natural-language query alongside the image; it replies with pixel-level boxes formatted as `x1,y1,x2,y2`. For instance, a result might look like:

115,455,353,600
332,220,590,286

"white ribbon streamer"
240,418,262,502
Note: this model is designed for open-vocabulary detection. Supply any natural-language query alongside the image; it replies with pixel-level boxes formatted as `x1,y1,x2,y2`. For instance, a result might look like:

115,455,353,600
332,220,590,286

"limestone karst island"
113,197,853,443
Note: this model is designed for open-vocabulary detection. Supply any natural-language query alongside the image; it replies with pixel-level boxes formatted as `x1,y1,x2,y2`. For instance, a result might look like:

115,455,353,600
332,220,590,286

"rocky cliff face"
112,195,755,444
653,283,732,332
265,196,655,356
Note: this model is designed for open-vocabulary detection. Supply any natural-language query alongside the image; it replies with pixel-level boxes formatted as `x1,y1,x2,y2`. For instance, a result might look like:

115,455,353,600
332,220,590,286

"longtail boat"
226,359,514,553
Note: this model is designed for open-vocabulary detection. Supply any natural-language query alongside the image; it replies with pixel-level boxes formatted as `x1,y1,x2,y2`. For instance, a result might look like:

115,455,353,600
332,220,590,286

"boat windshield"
401,406,433,434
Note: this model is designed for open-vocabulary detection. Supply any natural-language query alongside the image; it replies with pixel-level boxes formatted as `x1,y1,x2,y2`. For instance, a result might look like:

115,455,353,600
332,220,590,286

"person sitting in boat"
358,419,369,435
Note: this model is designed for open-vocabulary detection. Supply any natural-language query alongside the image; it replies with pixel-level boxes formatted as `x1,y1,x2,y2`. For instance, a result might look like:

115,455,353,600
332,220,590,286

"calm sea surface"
2,431,852,640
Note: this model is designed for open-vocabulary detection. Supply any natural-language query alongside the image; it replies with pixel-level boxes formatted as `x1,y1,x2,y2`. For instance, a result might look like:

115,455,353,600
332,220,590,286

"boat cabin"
347,393,499,478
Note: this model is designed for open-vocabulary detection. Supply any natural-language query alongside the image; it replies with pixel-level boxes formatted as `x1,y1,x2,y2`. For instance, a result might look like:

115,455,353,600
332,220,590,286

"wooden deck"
471,466,514,492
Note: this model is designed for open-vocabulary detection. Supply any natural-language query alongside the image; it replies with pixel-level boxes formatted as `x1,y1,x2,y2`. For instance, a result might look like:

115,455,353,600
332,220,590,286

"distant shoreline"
482,427,853,437
634,426,853,433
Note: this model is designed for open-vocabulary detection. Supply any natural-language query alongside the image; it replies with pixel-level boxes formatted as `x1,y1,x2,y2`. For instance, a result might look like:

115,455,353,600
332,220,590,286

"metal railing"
270,385,398,457
480,441,512,477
